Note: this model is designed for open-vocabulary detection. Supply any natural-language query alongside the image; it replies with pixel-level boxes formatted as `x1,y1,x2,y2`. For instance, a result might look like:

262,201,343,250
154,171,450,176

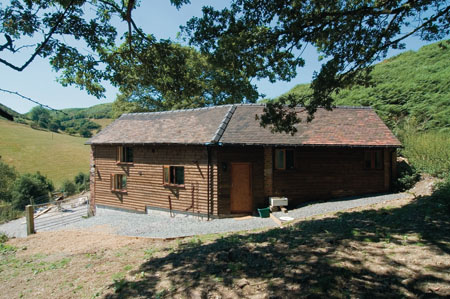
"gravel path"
0,192,409,239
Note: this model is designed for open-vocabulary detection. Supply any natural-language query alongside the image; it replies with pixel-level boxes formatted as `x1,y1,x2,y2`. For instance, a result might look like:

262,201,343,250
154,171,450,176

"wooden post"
25,205,35,236
89,145,96,216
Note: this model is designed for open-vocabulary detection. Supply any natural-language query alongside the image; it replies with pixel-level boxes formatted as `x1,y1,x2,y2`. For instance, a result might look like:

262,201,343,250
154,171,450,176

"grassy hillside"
57,102,113,119
282,40,450,131
0,119,90,187
92,118,114,129
0,103,21,120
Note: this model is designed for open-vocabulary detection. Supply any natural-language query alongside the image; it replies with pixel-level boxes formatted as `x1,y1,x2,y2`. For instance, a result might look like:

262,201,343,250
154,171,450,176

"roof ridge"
211,105,237,143
121,104,234,117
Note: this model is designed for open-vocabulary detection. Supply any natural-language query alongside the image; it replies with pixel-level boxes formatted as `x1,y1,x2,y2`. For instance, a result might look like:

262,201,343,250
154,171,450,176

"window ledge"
116,162,134,166
163,184,185,189
111,189,128,194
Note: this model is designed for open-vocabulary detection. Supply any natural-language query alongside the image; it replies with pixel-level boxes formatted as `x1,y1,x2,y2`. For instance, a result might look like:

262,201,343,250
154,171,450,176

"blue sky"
0,1,442,114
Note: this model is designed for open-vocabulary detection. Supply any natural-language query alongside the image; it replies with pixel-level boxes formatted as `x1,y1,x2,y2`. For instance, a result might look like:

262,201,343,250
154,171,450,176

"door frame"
230,162,253,213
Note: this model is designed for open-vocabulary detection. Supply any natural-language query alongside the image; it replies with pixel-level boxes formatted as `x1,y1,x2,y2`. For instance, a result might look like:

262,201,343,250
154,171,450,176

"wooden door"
230,163,253,213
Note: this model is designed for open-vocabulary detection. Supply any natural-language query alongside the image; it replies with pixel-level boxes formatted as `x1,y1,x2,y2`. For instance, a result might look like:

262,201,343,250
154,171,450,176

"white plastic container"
269,197,288,207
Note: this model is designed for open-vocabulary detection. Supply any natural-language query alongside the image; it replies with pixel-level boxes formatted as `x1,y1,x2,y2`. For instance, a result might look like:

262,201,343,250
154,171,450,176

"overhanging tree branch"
0,0,76,72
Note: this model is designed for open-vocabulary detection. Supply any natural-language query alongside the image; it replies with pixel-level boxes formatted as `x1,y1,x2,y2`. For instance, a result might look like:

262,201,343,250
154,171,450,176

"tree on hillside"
1,1,449,132
183,0,450,133
30,106,51,129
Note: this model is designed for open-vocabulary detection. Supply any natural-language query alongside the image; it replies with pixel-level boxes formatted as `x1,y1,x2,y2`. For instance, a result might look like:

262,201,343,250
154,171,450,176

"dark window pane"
175,167,184,185
169,167,175,184
275,149,285,169
286,150,294,169
125,147,133,162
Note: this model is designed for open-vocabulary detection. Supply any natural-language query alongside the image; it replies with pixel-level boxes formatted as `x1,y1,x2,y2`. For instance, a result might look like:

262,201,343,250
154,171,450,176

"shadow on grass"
106,182,450,298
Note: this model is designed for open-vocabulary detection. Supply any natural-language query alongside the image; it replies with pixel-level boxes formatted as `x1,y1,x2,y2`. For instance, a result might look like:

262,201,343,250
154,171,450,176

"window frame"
274,149,295,170
163,165,185,187
364,150,384,170
111,173,127,193
117,146,134,165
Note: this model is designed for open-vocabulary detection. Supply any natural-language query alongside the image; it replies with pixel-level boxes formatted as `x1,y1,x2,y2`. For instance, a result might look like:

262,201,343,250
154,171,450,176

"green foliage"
11,172,54,210
184,1,450,134
0,203,23,224
109,41,257,117
282,41,450,132
59,103,113,119
0,160,17,202
74,172,89,192
78,126,92,138
0,232,8,243
399,129,450,177
394,160,420,192
30,106,50,129
61,179,76,196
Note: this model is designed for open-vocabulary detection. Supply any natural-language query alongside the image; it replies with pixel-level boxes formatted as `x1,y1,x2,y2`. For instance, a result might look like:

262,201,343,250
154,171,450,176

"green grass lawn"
0,119,90,188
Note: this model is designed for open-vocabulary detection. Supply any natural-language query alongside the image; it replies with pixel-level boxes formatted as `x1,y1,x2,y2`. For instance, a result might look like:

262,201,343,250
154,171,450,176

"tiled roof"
86,105,233,145
87,104,401,147
220,105,402,147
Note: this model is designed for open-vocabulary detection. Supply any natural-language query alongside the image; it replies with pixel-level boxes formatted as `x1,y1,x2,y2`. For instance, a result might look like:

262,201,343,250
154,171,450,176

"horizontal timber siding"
92,145,218,215
271,147,393,206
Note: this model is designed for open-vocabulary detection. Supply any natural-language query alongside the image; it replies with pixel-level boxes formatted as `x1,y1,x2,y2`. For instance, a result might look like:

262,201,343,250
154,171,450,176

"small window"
364,150,383,170
117,146,133,163
275,149,295,170
111,174,127,192
163,166,185,186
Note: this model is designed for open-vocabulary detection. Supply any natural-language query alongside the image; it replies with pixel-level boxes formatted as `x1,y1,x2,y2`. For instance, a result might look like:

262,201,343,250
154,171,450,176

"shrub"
11,172,54,210
0,160,17,202
79,127,92,138
74,172,89,192
61,179,77,196
0,232,8,243
394,159,420,192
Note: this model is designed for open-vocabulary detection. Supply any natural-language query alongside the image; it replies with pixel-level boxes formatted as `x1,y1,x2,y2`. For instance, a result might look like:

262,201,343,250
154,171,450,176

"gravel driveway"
0,192,409,239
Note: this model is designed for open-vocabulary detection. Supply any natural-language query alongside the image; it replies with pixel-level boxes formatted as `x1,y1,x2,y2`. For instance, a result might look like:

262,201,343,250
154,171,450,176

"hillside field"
92,118,114,129
0,119,90,187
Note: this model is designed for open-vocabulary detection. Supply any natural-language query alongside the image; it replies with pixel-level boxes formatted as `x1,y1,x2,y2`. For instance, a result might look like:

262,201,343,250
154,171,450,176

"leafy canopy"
183,0,450,134
1,0,449,127
0,0,257,113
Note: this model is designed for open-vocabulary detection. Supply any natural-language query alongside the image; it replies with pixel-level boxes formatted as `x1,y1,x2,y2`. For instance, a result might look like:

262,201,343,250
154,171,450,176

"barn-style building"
87,104,401,217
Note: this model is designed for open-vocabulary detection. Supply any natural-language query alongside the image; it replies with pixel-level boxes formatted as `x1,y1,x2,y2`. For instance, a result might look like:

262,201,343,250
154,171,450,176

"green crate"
258,207,270,218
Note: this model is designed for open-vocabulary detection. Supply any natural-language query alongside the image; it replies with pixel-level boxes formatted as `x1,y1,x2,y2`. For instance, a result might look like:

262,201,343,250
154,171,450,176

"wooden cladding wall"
271,147,394,206
92,145,218,215
217,146,265,214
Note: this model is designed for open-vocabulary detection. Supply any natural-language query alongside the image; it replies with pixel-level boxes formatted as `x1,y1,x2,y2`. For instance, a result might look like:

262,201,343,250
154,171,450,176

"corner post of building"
89,145,96,216
264,146,273,198
25,205,35,236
